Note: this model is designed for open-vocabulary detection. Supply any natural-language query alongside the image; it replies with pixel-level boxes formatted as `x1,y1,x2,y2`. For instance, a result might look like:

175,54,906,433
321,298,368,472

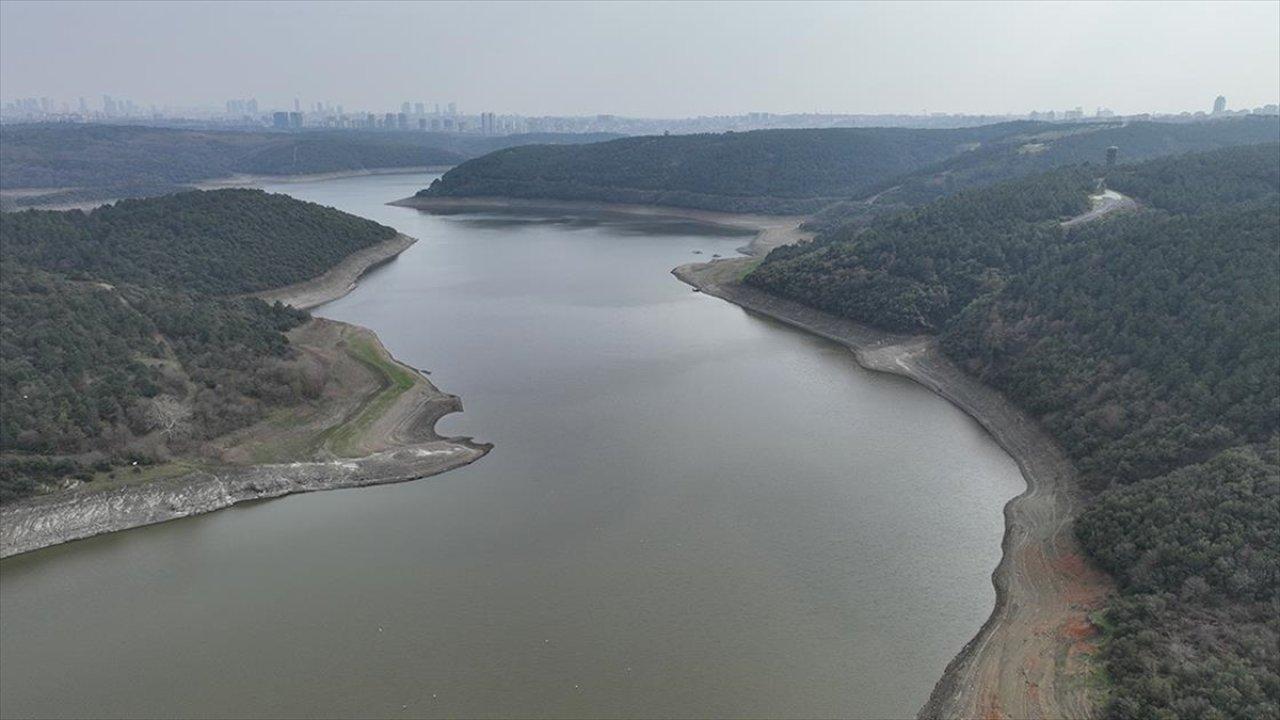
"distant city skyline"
2,1,1278,118
4,88,1273,122
5,88,1277,137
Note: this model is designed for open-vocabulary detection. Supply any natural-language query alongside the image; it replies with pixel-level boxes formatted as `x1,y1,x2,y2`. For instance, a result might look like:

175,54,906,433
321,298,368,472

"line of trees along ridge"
418,117,1279,216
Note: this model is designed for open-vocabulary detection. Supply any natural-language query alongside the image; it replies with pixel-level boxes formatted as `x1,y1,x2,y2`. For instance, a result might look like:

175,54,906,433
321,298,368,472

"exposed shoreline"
674,258,1107,720
401,195,1106,718
1,231,489,560
252,232,418,310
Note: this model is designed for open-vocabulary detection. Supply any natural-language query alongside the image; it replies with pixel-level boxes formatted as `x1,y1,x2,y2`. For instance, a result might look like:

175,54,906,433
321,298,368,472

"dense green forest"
0,124,619,207
0,190,393,502
747,144,1280,717
1076,443,1279,720
418,123,1046,213
1105,142,1280,214
419,117,1279,216
2,188,396,294
752,168,1095,330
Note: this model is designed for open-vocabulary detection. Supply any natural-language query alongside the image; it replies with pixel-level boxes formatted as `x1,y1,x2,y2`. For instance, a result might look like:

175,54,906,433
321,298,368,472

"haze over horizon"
2,0,1278,118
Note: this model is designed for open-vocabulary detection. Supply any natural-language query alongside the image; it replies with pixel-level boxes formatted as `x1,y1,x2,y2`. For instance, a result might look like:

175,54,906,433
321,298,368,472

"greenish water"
0,174,1022,719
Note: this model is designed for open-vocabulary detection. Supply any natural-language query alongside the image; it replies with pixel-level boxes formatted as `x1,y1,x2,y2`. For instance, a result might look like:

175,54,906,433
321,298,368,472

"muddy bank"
674,250,1108,719
253,232,417,310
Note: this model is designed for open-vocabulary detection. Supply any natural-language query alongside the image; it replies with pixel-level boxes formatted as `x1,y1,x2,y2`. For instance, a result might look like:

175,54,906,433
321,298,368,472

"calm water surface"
0,174,1022,719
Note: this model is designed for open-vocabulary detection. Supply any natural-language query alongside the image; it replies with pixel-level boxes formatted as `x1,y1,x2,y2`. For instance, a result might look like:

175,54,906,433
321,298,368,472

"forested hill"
418,117,1279,216
804,116,1280,230
1,188,396,294
416,123,1045,213
0,124,621,208
0,189,397,502
748,143,1280,718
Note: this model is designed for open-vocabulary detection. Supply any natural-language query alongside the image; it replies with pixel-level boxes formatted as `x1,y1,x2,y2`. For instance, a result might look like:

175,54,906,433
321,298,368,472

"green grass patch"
737,257,765,281
321,337,419,457
89,460,207,491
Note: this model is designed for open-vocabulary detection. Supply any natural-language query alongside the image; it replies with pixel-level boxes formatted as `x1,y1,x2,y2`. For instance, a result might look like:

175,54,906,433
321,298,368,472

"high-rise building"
289,111,303,128
272,111,290,129
1213,95,1227,114
414,102,425,115
293,98,301,112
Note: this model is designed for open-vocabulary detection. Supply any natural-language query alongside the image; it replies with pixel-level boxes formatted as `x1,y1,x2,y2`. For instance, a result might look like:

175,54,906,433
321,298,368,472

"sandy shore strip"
253,232,417,310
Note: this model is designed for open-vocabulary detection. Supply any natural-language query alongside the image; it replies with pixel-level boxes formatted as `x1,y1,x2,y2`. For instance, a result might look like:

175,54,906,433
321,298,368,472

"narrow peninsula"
0,188,489,557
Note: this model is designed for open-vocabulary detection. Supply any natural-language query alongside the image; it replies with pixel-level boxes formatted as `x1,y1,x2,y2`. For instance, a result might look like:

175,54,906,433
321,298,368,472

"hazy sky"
2,0,1277,116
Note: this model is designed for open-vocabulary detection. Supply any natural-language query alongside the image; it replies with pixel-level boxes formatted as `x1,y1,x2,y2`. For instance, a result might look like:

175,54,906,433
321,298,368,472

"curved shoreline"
674,246,1107,720
403,196,1106,718
1,234,488,560
253,232,418,310
0,325,490,559
676,262,1107,718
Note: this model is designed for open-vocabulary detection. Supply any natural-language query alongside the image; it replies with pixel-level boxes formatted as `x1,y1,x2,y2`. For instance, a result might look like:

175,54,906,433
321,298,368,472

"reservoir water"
0,173,1023,719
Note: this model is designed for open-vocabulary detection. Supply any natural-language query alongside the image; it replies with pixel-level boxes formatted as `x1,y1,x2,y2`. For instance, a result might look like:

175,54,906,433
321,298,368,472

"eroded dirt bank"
674,244,1110,719
0,438,486,559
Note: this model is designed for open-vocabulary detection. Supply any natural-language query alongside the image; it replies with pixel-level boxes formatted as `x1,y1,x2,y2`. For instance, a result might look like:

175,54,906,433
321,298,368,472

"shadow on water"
421,207,755,237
